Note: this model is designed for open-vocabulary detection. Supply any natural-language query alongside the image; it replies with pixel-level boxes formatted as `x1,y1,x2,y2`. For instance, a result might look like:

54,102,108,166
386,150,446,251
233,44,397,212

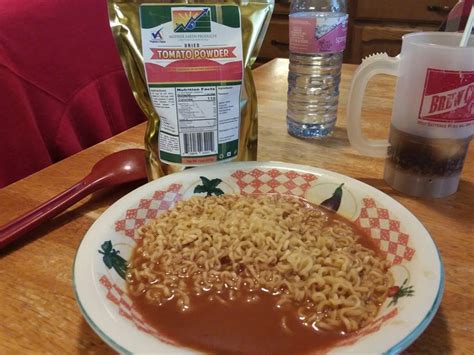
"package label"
418,68,474,128
289,14,347,54
140,4,243,165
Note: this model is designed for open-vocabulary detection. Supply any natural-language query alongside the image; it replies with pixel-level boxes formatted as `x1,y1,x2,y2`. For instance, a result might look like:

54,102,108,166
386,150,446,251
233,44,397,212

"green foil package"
108,0,274,180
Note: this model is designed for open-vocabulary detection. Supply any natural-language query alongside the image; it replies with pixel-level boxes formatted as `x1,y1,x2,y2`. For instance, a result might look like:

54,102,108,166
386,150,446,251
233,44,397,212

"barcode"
182,131,216,154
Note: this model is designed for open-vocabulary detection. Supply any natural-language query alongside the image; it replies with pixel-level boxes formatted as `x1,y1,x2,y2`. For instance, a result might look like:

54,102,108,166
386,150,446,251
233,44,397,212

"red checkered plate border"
73,162,443,354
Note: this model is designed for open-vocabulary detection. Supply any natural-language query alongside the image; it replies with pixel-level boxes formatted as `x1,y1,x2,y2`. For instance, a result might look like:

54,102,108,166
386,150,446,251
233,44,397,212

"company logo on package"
150,27,164,43
418,68,474,127
172,7,211,33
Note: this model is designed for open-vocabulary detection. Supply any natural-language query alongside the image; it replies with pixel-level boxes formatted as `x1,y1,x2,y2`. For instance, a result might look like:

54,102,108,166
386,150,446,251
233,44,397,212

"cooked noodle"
127,194,393,332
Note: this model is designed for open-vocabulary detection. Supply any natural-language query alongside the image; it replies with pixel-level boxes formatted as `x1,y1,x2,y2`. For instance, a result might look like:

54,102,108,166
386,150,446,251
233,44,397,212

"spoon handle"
0,177,98,249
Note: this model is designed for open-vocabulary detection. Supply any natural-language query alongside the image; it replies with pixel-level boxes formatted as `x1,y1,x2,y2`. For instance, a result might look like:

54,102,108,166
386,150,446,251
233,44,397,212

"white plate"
73,161,443,354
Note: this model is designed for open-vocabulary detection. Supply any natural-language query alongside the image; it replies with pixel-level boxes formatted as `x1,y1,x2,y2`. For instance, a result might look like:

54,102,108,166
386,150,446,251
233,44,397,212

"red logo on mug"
418,69,474,127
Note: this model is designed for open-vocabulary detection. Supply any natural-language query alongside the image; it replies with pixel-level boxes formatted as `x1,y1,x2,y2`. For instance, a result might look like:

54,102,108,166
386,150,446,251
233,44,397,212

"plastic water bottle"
287,0,348,138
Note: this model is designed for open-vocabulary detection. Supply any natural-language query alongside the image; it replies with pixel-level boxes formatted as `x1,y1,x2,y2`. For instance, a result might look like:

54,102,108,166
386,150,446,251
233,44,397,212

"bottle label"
289,14,348,54
418,68,474,128
140,4,243,165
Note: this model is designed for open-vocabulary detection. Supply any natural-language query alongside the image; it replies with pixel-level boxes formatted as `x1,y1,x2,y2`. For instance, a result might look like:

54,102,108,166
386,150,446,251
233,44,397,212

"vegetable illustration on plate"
388,279,415,306
194,176,224,196
320,183,344,212
99,241,127,279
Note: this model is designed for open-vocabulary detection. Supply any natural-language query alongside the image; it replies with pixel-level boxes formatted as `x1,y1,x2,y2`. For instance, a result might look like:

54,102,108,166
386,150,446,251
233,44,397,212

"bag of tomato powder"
108,0,274,179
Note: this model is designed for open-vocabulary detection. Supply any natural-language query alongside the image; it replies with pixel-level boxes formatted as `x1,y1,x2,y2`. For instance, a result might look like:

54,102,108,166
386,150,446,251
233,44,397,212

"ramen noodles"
127,194,393,353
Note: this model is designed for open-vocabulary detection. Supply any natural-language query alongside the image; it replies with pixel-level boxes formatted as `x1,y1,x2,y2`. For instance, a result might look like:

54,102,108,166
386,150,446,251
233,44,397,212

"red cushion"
0,0,146,187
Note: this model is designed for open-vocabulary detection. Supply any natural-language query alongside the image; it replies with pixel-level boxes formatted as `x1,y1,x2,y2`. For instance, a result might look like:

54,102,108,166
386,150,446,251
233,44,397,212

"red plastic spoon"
0,149,148,249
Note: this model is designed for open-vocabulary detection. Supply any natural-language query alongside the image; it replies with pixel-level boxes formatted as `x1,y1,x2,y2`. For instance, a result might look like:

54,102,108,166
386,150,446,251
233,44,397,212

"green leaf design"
208,178,223,188
102,254,114,269
388,279,415,307
193,185,208,194
200,176,211,185
101,240,112,253
98,240,127,279
194,176,225,197
213,187,224,196
112,252,127,279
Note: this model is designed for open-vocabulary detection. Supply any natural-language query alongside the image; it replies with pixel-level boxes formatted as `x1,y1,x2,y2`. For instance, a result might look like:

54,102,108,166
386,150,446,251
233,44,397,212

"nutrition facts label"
149,84,241,164
140,4,243,165
176,87,218,156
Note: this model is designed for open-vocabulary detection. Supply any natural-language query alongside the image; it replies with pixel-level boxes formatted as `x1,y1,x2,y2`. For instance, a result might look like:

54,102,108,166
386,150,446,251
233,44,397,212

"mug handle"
346,53,401,157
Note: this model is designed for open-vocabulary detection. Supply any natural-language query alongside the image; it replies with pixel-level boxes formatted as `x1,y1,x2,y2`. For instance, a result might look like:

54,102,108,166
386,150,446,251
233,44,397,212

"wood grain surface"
0,59,472,353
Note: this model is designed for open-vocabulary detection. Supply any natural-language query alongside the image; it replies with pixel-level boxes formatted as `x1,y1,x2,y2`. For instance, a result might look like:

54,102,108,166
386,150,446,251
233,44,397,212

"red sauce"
305,199,382,256
129,198,385,353
131,290,348,354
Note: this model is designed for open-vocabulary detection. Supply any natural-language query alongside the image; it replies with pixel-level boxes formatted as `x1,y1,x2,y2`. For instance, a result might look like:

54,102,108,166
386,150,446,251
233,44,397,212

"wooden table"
1,59,472,353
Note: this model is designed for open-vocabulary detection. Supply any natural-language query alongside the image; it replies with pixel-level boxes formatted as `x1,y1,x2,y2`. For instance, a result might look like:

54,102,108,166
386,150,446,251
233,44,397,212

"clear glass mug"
346,32,474,198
